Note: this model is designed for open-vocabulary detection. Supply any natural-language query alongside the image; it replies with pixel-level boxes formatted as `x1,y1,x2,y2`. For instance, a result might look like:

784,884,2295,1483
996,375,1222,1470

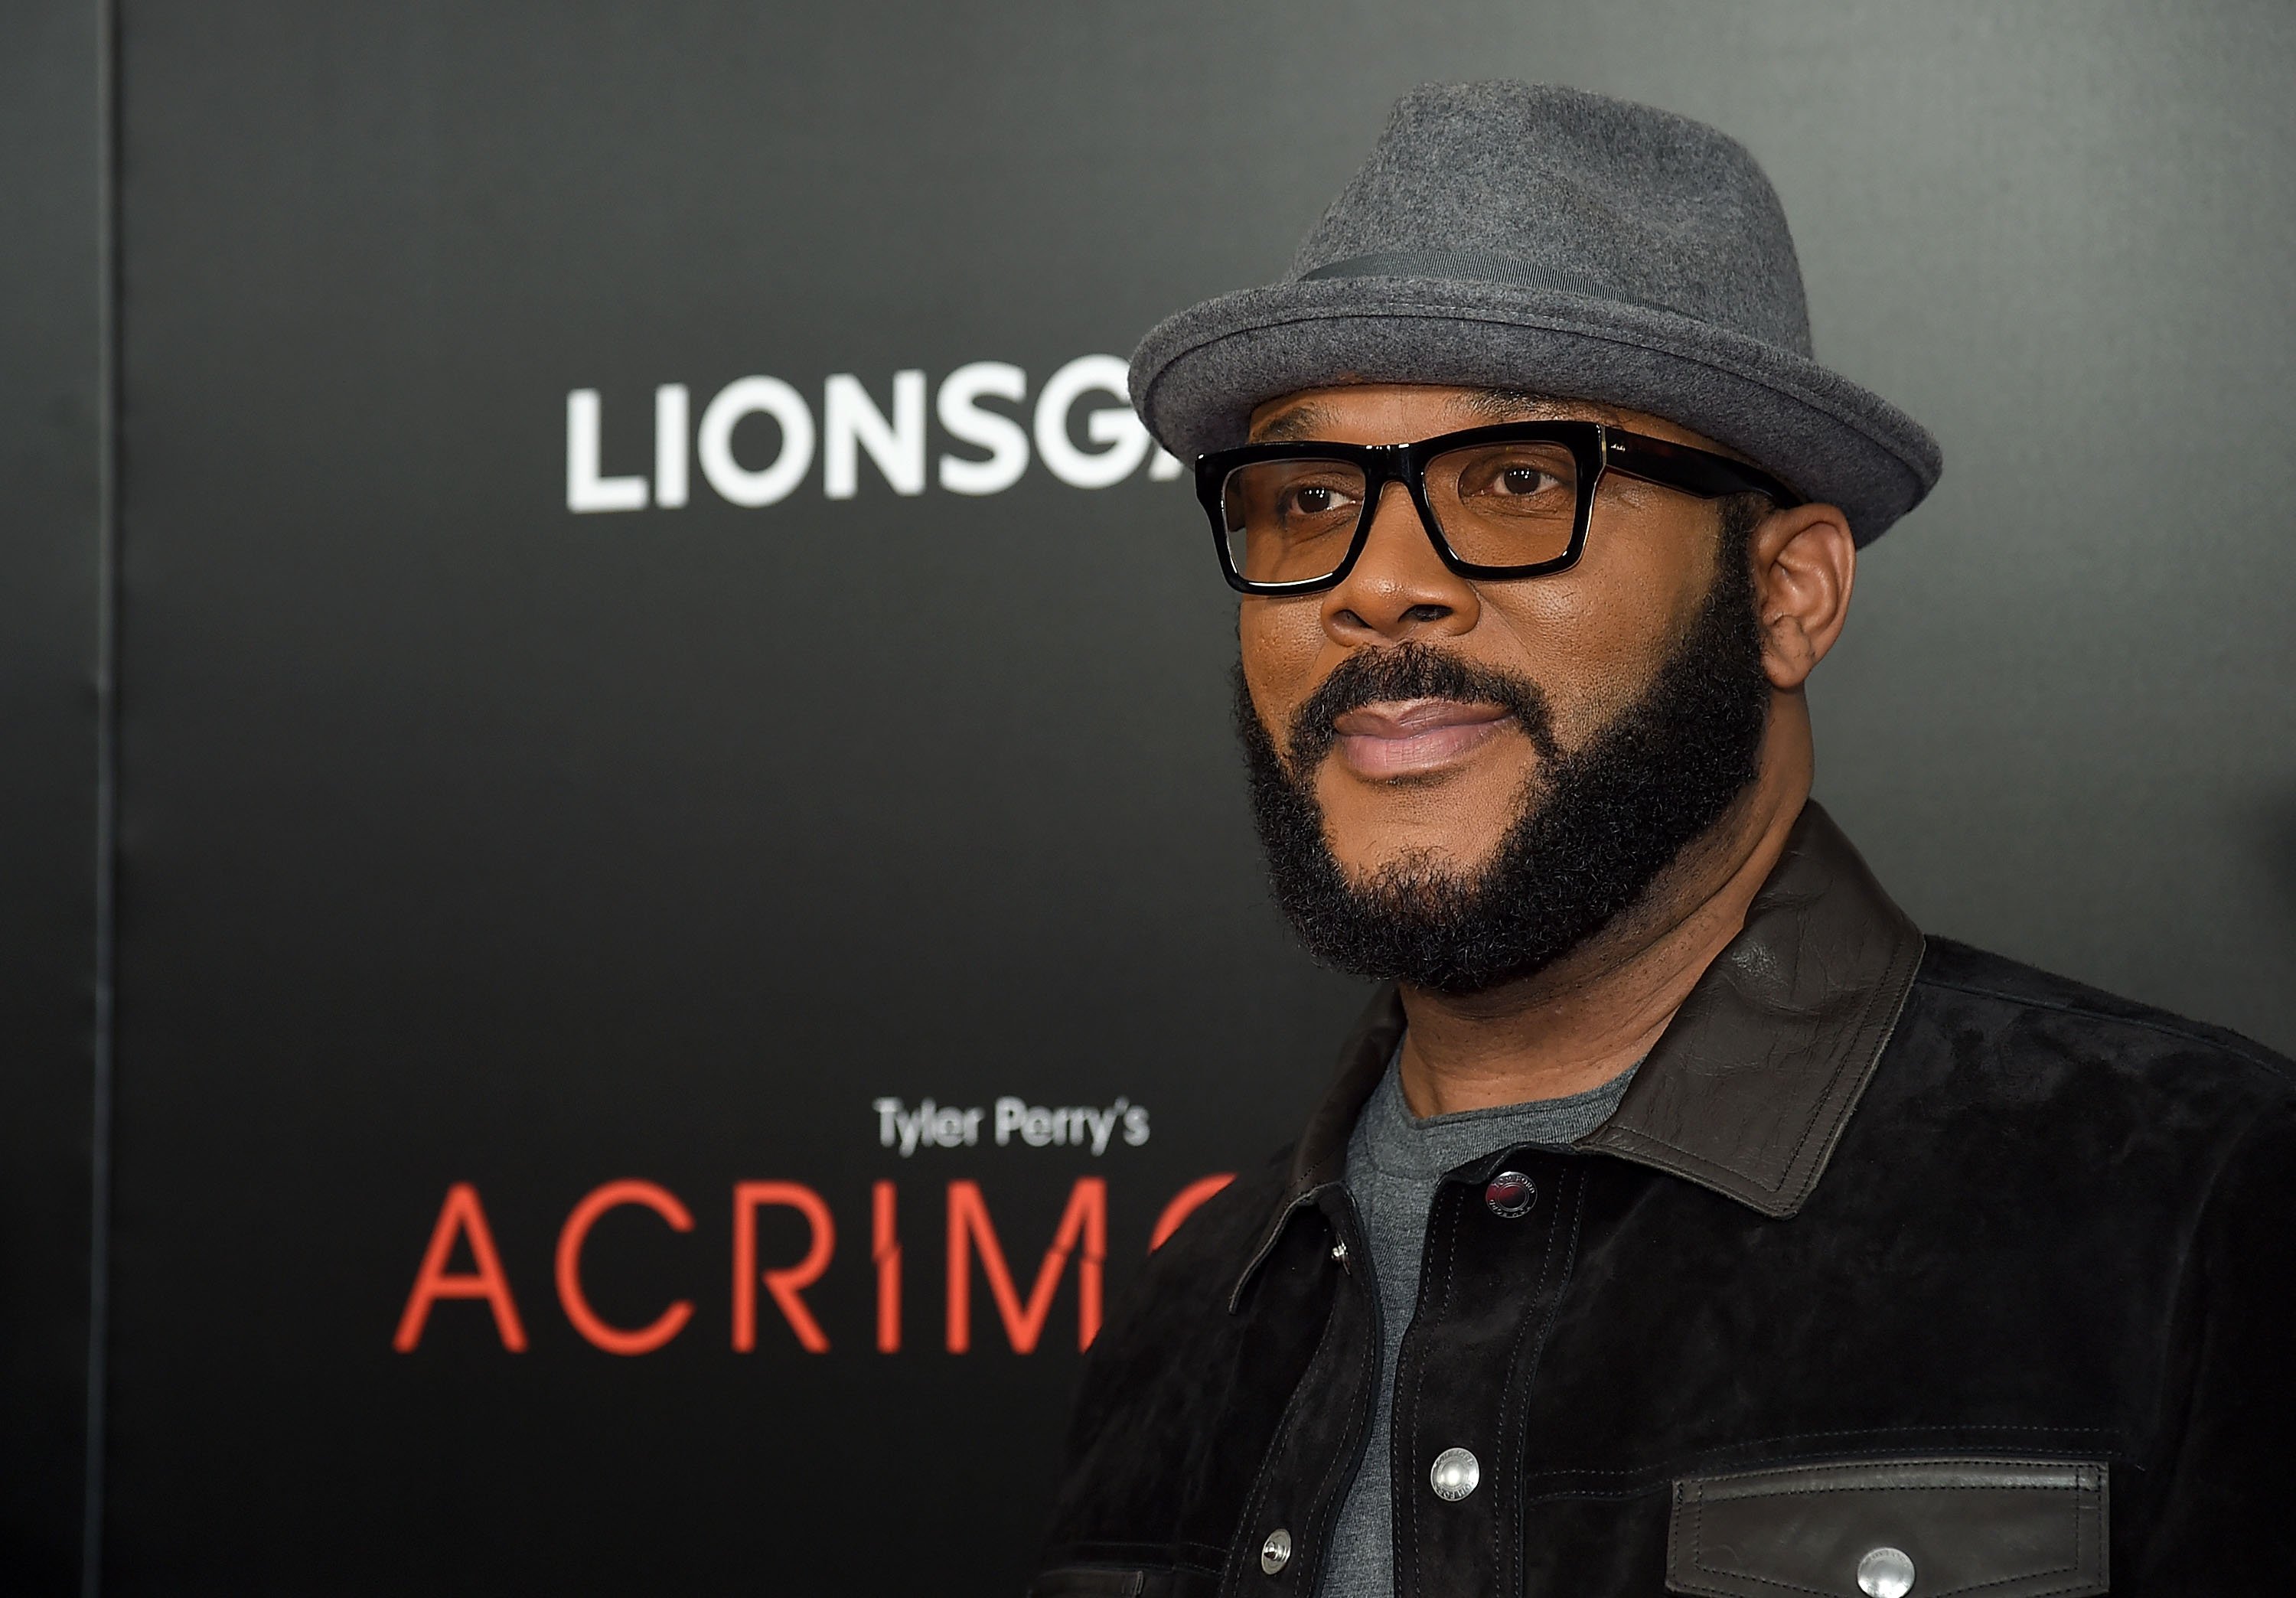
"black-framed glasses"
1195,420,1801,595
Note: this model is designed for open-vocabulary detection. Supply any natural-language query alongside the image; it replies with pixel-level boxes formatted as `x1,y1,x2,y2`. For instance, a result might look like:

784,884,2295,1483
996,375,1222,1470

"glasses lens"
1221,458,1368,587
1424,439,1582,569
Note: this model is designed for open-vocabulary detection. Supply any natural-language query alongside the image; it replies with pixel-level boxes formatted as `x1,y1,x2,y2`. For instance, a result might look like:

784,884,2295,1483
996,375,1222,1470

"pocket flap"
1665,1456,2108,1597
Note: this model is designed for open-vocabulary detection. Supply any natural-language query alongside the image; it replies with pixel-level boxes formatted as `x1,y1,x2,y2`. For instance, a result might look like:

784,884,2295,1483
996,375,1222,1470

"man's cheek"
1239,670,1315,771
1528,662,1636,758
1247,684,1304,771
1238,605,1324,694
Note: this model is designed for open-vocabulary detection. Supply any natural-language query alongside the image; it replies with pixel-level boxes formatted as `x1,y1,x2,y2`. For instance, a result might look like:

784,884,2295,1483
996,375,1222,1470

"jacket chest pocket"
1665,1456,2108,1597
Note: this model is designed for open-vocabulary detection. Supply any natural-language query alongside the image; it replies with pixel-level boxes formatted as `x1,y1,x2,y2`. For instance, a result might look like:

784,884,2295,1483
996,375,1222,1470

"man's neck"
1394,729,1811,1120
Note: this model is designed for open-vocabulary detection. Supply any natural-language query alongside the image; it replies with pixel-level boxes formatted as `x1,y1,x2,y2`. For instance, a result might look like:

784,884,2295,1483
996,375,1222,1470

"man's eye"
1493,467,1557,496
1281,484,1352,517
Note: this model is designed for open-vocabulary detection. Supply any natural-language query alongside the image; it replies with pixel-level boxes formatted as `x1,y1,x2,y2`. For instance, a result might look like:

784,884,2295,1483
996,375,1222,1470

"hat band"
1296,250,1690,321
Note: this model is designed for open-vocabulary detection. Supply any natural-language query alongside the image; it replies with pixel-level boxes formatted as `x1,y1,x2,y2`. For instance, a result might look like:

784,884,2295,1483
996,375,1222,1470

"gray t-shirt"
1319,1053,1638,1598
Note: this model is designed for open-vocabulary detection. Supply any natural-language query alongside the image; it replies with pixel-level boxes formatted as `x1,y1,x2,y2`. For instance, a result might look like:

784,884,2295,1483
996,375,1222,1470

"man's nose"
1319,482,1481,646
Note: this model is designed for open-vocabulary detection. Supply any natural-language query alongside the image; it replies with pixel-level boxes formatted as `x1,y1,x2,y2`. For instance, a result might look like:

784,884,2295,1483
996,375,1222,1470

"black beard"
1234,523,1771,996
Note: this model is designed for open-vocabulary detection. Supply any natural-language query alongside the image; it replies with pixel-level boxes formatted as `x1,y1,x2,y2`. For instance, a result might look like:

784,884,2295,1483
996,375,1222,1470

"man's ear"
1748,501,1855,691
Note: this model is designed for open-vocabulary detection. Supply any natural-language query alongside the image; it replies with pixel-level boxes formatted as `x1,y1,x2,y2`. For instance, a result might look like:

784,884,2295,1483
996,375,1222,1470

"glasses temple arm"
1604,432,1804,507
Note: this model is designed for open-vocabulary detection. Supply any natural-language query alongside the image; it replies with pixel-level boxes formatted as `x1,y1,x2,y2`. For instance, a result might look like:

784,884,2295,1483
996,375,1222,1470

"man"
1029,83,2294,1597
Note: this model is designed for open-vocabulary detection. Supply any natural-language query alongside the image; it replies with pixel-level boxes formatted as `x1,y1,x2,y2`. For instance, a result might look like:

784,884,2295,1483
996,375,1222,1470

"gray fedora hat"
1130,81,1941,543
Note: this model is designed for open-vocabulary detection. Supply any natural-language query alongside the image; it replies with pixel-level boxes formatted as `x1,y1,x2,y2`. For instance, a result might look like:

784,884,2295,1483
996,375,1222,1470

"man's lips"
1329,698,1513,779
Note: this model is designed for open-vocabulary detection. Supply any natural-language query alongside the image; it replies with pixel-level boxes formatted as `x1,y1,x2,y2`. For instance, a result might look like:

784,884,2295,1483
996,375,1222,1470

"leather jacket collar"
1231,801,1923,1308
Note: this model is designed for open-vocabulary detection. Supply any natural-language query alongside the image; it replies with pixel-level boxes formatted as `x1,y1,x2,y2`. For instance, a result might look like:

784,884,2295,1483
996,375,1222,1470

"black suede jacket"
1033,804,2296,1597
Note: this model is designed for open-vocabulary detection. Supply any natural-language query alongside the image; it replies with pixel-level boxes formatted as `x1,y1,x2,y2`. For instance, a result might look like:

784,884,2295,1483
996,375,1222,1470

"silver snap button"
1857,1546,1914,1598
1260,1528,1292,1575
1484,1170,1537,1218
1329,1240,1348,1264
1429,1446,1480,1502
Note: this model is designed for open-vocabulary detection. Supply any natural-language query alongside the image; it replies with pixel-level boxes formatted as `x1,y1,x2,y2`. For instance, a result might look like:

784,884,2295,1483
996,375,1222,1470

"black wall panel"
0,0,103,1587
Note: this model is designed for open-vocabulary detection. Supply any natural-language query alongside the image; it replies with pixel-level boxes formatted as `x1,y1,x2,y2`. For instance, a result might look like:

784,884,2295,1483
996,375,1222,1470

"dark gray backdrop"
2,0,104,1590
8,1,2294,1592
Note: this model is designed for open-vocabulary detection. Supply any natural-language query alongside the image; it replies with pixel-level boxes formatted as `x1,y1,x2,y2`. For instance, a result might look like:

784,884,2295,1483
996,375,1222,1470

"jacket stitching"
1488,1165,1570,1587
1230,1185,1327,1315
1698,1481,2088,1494
1300,1338,1375,1591
1912,974,2294,1079
1296,1202,1378,1598
1502,1168,1587,1591
1528,1476,2101,1508
1784,930,1924,1208
1517,1431,2118,1495
1400,1182,1467,1598
1774,928,1906,1202
1220,1232,1353,1598
1696,1456,2103,1487
1513,1176,1572,1583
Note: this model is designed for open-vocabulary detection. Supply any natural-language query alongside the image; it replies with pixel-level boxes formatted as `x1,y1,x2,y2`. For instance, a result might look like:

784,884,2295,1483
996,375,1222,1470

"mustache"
1281,643,1561,773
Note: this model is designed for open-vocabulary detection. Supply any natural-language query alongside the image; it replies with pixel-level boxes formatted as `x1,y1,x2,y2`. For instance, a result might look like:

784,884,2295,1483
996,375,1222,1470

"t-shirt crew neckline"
1353,1046,1642,1182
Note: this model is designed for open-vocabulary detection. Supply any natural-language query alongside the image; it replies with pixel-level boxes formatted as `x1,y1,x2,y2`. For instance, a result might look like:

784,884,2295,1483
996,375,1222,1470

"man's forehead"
1240,383,1760,465
1246,385,1627,442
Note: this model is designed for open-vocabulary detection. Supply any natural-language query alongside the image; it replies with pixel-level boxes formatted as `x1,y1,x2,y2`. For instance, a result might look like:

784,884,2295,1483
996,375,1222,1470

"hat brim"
1130,275,1940,546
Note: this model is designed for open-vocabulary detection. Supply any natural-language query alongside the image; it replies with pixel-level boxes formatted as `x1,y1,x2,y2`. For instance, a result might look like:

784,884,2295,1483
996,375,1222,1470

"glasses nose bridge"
1358,443,1446,559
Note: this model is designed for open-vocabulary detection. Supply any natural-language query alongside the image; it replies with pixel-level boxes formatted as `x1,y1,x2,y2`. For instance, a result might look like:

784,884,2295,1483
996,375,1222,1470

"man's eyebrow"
1249,404,1326,442
1458,387,1566,422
